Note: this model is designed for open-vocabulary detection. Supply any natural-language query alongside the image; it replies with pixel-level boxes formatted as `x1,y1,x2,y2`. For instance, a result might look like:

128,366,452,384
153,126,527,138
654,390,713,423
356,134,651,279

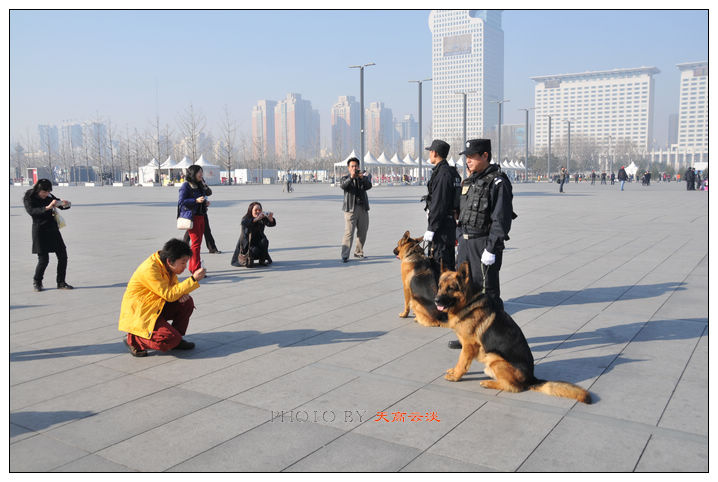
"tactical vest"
459,169,501,235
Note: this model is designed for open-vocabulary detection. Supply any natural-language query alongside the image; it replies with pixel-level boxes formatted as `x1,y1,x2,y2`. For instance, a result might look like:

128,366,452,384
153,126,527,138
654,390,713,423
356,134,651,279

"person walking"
178,165,210,274
450,139,515,349
118,238,206,357
423,139,462,277
340,157,372,262
618,166,628,191
591,170,597,185
685,167,695,190
559,167,567,193
23,179,74,291
610,172,615,185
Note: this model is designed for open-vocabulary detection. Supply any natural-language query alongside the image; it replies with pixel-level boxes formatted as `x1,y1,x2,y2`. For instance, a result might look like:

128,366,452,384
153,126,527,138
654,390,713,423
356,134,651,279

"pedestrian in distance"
340,157,372,263
423,139,462,279
178,165,211,274
230,202,276,267
618,166,628,191
684,167,695,190
559,167,567,193
601,172,607,184
591,170,597,185
118,238,206,357
23,178,74,291
611,172,615,185
450,139,516,349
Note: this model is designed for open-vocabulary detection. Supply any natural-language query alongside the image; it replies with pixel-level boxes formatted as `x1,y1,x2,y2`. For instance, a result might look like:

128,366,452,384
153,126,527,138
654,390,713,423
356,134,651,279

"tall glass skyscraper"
428,10,504,155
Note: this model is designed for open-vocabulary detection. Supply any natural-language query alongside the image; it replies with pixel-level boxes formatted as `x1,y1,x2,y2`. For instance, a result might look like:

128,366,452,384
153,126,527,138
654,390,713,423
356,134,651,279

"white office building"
676,61,707,151
428,10,504,158
531,67,659,156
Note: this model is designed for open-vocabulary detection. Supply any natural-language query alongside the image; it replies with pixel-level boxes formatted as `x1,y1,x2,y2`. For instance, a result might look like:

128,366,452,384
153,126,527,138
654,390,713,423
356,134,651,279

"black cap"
459,139,492,158
425,139,450,159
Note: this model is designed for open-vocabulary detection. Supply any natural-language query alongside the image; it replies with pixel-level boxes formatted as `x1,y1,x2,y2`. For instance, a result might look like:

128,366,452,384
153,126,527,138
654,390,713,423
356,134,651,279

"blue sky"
9,9,708,147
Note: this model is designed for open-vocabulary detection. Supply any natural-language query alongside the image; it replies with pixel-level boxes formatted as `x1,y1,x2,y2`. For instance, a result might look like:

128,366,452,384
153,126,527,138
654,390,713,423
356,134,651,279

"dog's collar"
453,293,486,319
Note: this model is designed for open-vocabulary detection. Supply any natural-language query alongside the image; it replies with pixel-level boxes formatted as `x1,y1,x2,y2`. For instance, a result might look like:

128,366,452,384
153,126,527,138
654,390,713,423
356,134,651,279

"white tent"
138,158,160,184
402,154,416,166
159,156,180,184
176,156,193,169
694,162,708,171
195,155,221,185
625,161,639,177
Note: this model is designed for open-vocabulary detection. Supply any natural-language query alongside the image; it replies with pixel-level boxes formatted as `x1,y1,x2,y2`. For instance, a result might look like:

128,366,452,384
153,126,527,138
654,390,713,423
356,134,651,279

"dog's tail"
529,379,591,404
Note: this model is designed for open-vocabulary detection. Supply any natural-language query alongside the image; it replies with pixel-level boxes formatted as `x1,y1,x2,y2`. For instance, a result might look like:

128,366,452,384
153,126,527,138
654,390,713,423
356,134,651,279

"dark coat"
427,159,461,233
340,174,372,212
23,190,70,254
178,181,211,219
240,215,276,253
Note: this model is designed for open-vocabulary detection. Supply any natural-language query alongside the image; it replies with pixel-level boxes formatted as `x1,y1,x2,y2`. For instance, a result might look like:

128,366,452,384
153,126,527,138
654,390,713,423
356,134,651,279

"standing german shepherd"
435,262,591,403
393,231,446,327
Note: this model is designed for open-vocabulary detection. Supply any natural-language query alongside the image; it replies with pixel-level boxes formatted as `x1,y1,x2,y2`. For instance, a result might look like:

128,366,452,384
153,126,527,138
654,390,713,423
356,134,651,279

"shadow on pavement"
11,410,96,434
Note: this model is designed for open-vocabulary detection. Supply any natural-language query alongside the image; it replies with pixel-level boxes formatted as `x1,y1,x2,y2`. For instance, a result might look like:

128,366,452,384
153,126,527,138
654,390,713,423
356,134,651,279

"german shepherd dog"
435,262,591,403
393,231,446,327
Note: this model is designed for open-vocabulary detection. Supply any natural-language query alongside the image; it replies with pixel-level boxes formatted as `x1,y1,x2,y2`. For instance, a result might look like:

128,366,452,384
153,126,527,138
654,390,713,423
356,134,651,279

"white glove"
481,249,496,266
423,231,434,242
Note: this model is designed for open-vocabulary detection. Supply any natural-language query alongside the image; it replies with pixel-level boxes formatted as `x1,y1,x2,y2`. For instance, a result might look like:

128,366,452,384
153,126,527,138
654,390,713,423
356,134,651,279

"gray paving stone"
635,434,708,472
97,400,270,471
10,433,90,472
518,415,649,471
52,454,137,472
400,452,496,472
285,432,421,472
167,418,347,471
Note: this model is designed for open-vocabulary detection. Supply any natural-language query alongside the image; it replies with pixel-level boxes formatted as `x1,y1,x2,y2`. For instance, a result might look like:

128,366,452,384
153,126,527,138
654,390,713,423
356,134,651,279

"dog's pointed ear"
402,231,410,240
459,262,472,285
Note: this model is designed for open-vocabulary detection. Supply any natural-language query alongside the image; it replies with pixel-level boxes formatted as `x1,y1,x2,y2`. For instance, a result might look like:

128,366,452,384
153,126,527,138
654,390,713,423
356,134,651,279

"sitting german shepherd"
393,231,446,327
435,262,591,403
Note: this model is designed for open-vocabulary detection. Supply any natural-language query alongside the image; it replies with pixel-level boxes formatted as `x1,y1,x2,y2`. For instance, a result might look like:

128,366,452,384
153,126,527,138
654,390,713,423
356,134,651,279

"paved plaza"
9,179,708,472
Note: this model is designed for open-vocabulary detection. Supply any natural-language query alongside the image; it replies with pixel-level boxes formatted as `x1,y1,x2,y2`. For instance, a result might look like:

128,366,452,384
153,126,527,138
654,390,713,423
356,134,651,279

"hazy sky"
9,9,708,148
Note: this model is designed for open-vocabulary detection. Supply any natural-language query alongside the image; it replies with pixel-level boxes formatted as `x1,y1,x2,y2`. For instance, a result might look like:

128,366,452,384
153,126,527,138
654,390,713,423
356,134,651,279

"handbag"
177,217,193,230
53,209,67,229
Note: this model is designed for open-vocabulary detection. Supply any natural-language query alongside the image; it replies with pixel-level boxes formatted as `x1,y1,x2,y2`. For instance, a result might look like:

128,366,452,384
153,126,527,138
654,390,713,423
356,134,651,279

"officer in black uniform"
423,139,462,279
449,139,514,349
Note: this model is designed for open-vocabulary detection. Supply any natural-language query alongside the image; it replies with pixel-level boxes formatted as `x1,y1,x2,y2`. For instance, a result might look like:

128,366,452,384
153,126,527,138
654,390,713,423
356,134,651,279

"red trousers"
127,297,194,352
188,215,205,273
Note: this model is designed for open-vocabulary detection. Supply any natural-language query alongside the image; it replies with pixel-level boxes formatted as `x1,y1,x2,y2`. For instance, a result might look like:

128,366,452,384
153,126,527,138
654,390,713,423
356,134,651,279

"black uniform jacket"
461,164,513,254
427,159,460,233
23,190,70,254
240,215,276,252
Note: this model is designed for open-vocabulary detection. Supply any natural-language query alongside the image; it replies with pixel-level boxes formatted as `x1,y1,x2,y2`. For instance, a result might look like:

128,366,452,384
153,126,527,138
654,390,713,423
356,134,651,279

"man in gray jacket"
340,157,372,262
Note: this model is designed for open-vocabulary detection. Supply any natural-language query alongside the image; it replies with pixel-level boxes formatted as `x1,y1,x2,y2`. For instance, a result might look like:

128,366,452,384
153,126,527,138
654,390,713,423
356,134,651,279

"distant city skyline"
10,9,708,151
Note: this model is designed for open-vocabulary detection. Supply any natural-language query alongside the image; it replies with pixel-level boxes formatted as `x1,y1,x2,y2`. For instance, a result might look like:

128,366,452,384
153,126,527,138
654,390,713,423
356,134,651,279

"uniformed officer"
449,139,514,349
423,139,462,278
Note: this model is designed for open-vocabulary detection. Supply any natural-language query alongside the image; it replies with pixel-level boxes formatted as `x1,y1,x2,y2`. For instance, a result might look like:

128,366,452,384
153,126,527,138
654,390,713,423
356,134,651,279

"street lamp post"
564,119,572,174
518,108,533,182
409,78,431,184
349,62,376,171
546,114,553,179
455,90,477,178
490,99,510,167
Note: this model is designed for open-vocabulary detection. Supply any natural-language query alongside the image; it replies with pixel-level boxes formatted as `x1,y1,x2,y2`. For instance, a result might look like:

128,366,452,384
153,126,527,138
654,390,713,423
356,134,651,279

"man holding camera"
340,157,372,263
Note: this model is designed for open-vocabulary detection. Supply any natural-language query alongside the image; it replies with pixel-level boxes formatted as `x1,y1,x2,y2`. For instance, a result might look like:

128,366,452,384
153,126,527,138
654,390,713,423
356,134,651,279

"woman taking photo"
230,202,276,267
23,179,73,291
178,165,210,273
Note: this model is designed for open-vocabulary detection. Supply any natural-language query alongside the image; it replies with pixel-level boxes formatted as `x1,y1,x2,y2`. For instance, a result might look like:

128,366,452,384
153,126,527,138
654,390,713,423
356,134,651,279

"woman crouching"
231,202,276,267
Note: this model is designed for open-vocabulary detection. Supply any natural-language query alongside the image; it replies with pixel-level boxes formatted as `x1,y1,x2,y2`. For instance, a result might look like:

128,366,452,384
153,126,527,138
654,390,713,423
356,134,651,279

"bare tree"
107,118,117,183
217,105,237,184
177,103,206,163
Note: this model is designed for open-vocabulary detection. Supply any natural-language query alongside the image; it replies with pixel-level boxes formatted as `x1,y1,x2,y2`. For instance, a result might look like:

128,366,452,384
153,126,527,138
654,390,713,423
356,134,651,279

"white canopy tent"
195,154,221,185
175,156,193,169
159,156,180,184
138,158,160,184
625,161,639,177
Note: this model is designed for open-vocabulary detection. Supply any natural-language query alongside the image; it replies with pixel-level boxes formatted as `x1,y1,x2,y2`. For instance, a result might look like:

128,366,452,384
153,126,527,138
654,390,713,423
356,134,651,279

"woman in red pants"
178,165,210,273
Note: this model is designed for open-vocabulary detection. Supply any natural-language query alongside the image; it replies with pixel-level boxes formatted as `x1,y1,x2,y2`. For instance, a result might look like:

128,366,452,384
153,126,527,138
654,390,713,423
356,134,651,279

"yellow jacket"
118,252,199,339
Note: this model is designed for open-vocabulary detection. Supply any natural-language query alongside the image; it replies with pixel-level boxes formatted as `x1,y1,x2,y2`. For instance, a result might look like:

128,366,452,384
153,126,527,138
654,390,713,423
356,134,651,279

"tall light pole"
564,119,572,174
349,62,375,171
545,114,553,179
455,90,477,178
490,99,510,166
518,107,533,182
606,135,614,173
409,78,431,184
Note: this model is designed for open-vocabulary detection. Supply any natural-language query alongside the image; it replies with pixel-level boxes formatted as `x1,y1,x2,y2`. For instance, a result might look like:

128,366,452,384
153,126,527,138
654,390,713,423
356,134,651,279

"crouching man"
118,238,206,357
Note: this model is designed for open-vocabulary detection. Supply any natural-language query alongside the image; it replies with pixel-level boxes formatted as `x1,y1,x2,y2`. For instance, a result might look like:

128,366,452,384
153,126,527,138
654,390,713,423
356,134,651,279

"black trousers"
429,225,456,282
457,235,503,310
183,213,217,251
231,236,270,264
34,246,68,284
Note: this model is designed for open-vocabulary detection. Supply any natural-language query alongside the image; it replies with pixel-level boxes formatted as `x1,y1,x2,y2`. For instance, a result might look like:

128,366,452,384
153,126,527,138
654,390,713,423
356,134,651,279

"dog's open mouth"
436,304,446,312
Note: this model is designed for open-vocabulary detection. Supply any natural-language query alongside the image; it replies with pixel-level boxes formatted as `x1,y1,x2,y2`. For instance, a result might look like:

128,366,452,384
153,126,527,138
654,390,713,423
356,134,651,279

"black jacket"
427,159,461,233
340,174,372,212
618,168,628,181
23,190,70,254
240,215,276,253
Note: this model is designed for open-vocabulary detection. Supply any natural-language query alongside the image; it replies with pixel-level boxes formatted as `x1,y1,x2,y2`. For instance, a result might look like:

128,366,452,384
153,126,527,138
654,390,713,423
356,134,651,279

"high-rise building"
38,124,59,155
530,67,659,153
676,61,707,152
274,93,320,162
428,10,504,155
366,101,394,156
396,114,419,157
667,113,679,148
252,100,277,160
61,122,83,150
330,95,360,159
